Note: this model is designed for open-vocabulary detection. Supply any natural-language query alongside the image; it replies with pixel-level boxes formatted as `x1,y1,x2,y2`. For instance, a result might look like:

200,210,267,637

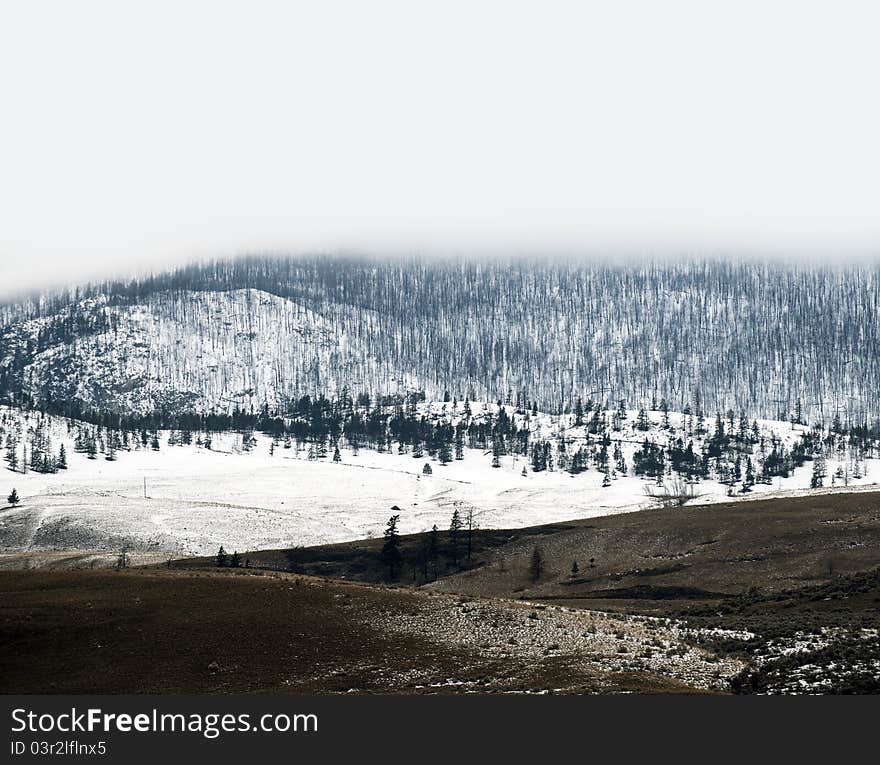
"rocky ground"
0,568,736,694
370,591,742,692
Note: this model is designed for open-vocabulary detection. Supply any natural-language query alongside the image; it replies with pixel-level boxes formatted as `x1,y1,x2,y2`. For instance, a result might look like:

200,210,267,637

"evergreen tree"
422,462,432,475
742,456,755,492
574,397,584,426
7,488,20,507
448,508,462,565
5,435,18,472
379,514,403,579
216,546,228,567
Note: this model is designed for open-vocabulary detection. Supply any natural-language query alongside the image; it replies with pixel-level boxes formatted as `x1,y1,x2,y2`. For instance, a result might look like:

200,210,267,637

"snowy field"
1,405,878,559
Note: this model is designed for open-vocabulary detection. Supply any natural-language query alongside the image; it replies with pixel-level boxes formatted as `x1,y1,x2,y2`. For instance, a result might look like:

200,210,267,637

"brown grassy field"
2,490,879,694
0,568,727,694
427,490,880,607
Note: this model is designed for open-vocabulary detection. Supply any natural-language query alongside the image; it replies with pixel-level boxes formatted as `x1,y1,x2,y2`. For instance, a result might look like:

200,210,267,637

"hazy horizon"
3,1,879,297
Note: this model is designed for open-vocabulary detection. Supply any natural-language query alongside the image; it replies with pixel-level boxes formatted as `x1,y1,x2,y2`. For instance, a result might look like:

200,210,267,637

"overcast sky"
1,1,878,296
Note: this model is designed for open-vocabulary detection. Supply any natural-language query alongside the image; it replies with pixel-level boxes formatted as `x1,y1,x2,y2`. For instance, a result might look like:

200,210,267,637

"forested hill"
0,256,878,424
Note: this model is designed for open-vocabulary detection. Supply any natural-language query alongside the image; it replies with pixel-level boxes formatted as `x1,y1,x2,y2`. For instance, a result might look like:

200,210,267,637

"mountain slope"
2,256,880,421
1,403,877,559
0,288,414,415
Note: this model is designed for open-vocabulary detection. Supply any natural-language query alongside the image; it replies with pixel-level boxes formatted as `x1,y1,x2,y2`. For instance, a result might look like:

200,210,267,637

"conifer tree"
5,435,18,472
448,508,462,565
379,514,402,579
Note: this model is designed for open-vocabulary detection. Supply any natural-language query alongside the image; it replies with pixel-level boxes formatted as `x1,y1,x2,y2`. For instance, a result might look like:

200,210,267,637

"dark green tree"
448,508,462,565
380,514,403,579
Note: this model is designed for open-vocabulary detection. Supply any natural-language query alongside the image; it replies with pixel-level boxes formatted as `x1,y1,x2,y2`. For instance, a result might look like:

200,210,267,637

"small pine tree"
216,546,228,567
333,446,341,463
422,462,432,475
7,488,20,507
5,436,19,472
570,560,579,578
57,443,67,469
449,508,462,565
379,514,403,579
230,551,241,568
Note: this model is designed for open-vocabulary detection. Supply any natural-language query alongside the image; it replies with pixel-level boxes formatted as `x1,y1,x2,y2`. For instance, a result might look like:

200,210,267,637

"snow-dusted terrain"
1,404,876,560
5,258,880,421
1,289,418,415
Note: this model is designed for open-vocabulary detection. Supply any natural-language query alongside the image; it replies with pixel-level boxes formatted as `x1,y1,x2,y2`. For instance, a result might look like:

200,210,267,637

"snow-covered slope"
4,257,880,421
1,405,877,560
0,289,416,415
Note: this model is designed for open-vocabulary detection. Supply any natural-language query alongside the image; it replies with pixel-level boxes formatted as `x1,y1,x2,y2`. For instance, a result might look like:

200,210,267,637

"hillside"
0,568,739,694
3,256,880,422
174,490,880,694
5,491,878,695
1,403,877,561
0,288,414,416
